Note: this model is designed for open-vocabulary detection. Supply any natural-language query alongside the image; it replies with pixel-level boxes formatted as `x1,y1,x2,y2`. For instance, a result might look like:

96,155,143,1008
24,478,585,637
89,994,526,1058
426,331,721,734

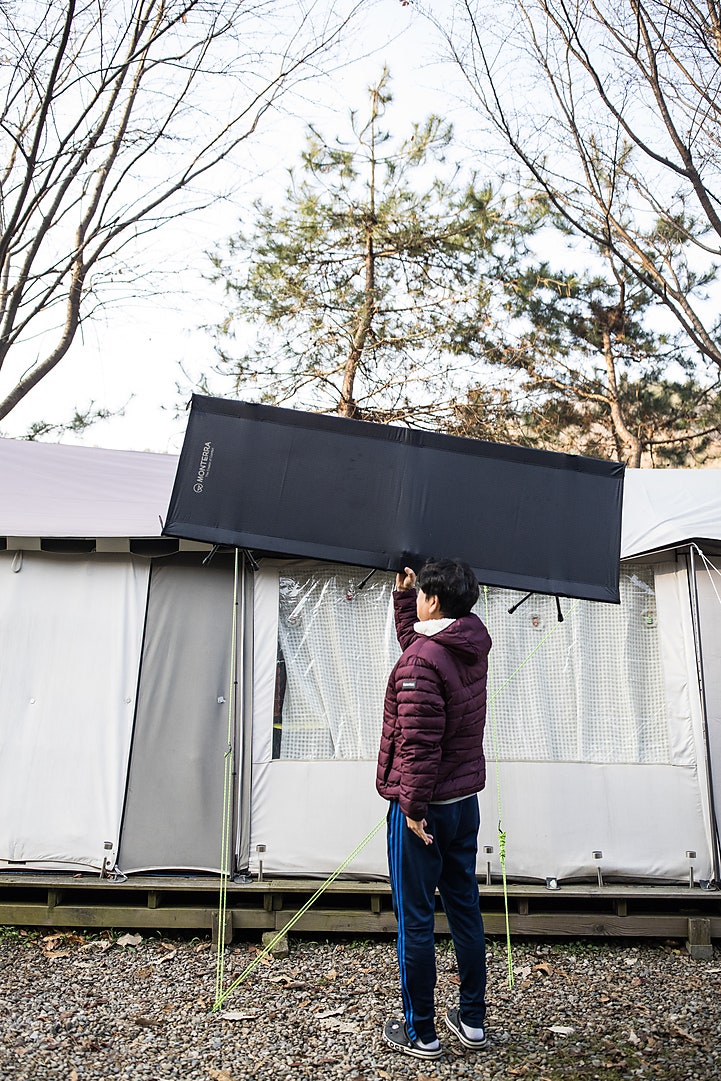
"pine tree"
209,68,520,424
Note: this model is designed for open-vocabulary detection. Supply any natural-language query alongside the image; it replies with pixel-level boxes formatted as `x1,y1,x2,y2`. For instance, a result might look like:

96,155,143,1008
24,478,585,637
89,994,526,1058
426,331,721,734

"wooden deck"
1,872,719,955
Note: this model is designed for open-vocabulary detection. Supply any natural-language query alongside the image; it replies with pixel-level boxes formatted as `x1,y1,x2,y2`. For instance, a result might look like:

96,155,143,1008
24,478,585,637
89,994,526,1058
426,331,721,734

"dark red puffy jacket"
376,588,492,820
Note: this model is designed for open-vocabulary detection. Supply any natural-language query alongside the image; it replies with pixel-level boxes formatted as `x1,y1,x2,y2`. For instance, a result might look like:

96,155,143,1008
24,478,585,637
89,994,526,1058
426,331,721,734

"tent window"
272,561,668,764
482,563,669,764
273,564,396,760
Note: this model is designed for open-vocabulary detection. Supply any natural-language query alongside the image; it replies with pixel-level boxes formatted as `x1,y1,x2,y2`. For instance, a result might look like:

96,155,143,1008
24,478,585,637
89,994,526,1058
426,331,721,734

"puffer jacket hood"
422,616,489,666
376,588,492,821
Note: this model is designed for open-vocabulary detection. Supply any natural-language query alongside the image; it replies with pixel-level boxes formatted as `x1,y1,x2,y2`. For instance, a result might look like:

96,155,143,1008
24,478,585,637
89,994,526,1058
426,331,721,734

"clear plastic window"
271,561,668,764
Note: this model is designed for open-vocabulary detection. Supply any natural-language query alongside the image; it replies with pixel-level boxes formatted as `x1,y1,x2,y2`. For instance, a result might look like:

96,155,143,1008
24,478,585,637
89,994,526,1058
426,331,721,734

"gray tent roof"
621,467,721,558
0,437,177,539
2,436,721,556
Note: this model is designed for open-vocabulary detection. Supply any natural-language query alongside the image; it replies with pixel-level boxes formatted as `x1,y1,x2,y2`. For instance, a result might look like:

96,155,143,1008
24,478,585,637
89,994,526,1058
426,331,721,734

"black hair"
417,558,479,618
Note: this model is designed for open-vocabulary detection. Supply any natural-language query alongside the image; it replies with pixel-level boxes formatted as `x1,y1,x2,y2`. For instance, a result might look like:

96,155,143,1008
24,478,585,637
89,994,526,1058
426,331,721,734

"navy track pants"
386,796,487,1043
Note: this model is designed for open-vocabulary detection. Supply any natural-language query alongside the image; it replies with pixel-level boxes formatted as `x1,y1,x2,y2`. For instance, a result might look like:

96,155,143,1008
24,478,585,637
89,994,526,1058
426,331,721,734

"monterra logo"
193,440,214,493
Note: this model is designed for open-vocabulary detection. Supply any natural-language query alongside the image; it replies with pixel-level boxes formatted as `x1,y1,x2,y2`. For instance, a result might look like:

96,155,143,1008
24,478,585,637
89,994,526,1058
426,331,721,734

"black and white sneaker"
383,1019,443,1059
444,1007,488,1049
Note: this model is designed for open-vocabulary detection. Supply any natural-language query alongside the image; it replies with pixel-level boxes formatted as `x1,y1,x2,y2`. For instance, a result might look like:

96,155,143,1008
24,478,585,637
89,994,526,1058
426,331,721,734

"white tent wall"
477,560,713,882
0,551,149,872
249,564,384,876
692,551,721,876
248,558,714,883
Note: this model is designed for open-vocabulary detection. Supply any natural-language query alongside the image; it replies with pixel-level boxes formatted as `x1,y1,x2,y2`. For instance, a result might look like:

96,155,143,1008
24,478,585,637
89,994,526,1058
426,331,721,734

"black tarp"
164,396,625,602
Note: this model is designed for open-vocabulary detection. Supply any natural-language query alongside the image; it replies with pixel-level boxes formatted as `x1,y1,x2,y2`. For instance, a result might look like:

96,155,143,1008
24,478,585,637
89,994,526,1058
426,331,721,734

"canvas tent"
1,436,721,887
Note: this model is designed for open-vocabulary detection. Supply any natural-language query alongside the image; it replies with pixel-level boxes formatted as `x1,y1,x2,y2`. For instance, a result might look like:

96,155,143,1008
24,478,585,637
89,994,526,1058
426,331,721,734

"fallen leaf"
315,1007,346,1019
549,1025,575,1036
267,975,305,988
319,1018,360,1033
117,933,143,948
325,968,338,980
533,961,554,977
45,950,70,959
221,1010,258,1021
209,1071,236,1081
628,1030,642,1046
132,1015,164,1028
70,1071,79,1081
669,1024,702,1046
151,950,177,964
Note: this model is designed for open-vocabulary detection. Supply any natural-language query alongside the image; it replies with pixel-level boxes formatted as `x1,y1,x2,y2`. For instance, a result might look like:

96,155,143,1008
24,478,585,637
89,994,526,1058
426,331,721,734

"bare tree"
0,0,363,422
431,0,721,375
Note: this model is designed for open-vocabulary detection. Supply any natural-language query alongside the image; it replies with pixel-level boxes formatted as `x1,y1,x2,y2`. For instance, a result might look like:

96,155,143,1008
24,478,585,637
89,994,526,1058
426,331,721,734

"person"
376,558,492,1059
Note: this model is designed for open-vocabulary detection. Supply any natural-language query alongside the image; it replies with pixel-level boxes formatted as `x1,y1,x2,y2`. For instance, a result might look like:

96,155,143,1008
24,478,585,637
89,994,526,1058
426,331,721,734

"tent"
1,436,720,886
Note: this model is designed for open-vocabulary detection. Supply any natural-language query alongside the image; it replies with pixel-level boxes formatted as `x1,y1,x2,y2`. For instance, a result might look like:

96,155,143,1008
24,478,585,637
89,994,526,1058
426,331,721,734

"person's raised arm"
394,566,418,650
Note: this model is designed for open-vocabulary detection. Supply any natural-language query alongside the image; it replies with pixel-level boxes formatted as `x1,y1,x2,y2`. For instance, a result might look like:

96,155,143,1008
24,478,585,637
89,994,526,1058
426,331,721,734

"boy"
376,558,492,1059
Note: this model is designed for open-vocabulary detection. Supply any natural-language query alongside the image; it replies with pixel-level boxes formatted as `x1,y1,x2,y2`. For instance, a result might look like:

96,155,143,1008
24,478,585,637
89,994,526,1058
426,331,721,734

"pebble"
0,930,720,1078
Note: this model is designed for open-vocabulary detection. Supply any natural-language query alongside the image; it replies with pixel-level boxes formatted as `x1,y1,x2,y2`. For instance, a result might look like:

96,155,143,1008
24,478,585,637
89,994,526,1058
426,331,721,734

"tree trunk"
338,223,375,419
602,327,642,467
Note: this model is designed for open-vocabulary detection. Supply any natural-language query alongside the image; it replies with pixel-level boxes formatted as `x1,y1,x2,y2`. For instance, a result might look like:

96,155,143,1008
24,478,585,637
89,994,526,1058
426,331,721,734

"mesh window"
275,564,398,759
482,564,669,764
272,561,669,764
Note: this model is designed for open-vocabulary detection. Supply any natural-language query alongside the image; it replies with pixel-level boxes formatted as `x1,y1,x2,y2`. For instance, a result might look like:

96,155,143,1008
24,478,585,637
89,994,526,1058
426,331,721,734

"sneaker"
383,1018,443,1059
444,1007,488,1049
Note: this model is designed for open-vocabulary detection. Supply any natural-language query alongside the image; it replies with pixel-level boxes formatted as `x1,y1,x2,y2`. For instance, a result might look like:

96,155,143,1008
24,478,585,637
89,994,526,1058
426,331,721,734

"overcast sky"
1,2,479,455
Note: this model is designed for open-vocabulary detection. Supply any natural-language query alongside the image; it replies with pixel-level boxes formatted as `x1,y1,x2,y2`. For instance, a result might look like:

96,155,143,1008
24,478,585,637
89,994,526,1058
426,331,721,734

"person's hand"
406,816,433,845
396,566,417,591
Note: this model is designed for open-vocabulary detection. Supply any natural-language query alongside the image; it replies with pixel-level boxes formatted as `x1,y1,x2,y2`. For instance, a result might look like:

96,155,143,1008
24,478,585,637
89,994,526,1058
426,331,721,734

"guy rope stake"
212,815,386,1011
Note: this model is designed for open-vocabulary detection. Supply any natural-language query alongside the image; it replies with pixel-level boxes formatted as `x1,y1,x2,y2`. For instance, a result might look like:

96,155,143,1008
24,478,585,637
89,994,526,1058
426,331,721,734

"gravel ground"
1,928,720,1080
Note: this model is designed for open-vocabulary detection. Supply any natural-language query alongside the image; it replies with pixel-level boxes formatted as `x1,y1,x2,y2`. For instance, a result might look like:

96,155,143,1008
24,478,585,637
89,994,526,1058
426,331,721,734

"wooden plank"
2,872,720,906
687,917,713,960
211,911,233,947
275,910,399,934
1,873,720,941
0,903,268,932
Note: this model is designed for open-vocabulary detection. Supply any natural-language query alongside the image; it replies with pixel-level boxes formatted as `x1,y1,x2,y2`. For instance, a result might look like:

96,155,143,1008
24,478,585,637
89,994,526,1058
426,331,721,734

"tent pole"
233,552,255,878
687,545,721,884
229,551,249,879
